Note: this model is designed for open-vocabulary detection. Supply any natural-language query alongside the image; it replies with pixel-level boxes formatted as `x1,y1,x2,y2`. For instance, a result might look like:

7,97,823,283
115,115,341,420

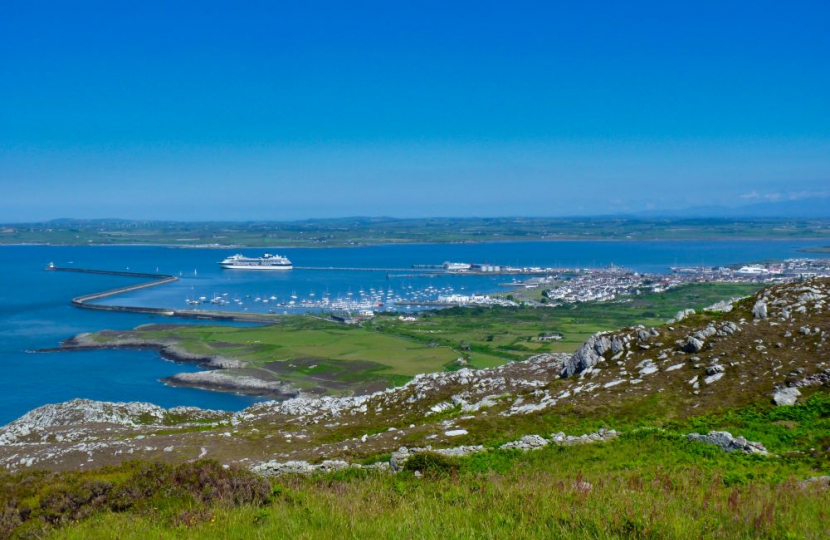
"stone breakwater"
48,265,281,323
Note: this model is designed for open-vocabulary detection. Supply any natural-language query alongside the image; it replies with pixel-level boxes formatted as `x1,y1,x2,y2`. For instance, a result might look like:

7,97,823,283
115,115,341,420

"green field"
374,282,763,358
90,282,762,394
104,317,471,393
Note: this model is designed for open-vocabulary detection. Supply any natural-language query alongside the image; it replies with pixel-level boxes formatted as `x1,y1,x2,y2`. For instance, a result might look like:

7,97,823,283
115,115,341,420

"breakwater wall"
46,266,278,323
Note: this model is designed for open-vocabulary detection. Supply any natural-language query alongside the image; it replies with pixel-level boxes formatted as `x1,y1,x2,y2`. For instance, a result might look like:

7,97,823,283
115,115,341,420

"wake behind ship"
219,253,293,270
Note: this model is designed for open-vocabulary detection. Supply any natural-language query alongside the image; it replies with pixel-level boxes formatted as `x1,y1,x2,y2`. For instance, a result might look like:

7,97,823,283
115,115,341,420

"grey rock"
705,364,725,376
752,301,768,320
686,431,769,455
682,336,704,353
500,434,549,451
704,299,736,313
694,325,717,340
561,334,608,378
797,476,830,489
593,336,612,356
671,309,695,323
773,387,801,406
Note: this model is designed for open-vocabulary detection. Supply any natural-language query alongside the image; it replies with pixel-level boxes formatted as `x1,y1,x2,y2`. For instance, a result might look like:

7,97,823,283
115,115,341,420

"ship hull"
220,264,293,270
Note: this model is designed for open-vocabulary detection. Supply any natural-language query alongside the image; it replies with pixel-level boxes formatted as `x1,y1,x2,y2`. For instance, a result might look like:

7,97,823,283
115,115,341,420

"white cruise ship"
219,253,293,270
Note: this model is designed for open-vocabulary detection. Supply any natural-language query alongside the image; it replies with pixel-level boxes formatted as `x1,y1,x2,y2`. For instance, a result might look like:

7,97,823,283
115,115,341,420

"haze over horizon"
1,1,829,221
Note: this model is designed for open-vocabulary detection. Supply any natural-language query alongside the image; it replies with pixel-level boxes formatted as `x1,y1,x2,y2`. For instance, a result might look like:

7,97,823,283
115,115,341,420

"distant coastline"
3,216,830,248
799,246,830,253
4,236,830,250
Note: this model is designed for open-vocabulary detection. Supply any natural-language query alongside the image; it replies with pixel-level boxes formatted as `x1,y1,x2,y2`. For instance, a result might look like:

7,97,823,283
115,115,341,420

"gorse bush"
403,452,459,477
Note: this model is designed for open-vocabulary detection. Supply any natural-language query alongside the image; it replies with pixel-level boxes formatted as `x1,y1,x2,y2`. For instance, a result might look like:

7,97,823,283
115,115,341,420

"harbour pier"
46,265,279,323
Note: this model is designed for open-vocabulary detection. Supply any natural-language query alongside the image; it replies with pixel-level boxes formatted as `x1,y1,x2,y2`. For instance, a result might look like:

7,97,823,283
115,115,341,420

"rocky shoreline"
43,332,299,399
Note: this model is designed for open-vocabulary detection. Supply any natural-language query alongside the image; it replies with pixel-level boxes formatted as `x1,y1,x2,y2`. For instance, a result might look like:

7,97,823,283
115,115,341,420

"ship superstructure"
219,253,293,270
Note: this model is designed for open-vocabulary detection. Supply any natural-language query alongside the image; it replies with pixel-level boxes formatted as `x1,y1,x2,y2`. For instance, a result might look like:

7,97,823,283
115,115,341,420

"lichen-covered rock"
752,300,768,320
773,387,801,406
682,336,704,353
670,308,695,323
500,434,548,451
686,431,769,455
561,334,607,377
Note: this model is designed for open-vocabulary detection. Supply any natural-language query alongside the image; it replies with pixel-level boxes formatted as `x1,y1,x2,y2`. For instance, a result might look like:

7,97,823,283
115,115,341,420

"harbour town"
46,256,830,318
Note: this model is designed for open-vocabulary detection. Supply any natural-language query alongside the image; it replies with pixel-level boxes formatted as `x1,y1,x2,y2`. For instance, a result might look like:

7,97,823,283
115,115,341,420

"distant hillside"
637,196,830,219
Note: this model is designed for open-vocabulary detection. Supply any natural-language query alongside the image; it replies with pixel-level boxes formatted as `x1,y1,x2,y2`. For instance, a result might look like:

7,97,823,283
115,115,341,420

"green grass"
373,282,762,358
3,396,827,539
146,319,462,376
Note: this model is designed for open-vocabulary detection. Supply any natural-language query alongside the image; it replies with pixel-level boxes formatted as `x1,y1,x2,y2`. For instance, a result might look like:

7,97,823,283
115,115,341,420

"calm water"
1,240,827,425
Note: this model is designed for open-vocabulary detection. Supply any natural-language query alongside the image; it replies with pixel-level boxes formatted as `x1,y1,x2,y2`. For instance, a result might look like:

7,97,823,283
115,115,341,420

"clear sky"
1,1,828,221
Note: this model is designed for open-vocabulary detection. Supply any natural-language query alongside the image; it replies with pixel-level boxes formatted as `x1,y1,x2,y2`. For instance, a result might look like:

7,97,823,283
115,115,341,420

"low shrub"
0,460,270,539
403,452,459,477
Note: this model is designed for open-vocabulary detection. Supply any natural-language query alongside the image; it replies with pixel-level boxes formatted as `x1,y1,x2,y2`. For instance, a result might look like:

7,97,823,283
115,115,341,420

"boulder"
773,387,801,406
752,301,768,320
686,431,769,455
682,336,704,353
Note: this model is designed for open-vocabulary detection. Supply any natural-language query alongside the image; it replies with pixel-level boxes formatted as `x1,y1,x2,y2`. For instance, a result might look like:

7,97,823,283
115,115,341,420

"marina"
44,251,830,318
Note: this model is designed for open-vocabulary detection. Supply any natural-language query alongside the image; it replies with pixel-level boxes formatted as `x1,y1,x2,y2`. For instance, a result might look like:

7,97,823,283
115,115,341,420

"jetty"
46,265,279,323
294,266,429,273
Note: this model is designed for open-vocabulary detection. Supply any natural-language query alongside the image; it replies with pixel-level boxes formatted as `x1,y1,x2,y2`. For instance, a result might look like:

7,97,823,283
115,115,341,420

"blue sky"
1,1,828,220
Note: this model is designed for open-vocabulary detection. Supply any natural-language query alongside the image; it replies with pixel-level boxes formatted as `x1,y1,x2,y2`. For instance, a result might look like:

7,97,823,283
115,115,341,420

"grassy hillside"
1,395,828,539
3,279,827,539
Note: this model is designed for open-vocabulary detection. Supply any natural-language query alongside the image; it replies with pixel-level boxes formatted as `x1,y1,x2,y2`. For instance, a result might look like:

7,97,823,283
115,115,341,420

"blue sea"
1,240,827,425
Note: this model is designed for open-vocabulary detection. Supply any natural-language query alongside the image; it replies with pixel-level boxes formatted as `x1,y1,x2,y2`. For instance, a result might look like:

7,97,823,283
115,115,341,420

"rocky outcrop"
251,459,354,476
163,371,299,397
670,308,695,323
561,333,611,378
686,431,769,455
704,298,741,313
0,399,226,445
500,434,548,451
